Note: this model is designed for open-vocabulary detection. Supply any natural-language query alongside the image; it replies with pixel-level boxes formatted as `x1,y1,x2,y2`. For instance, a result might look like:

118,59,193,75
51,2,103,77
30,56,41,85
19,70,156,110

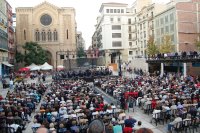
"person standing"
9,79,14,89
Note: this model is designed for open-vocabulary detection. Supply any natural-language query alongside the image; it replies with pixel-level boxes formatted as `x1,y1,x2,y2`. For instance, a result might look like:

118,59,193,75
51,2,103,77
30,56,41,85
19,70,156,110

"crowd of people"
94,73,200,132
0,82,46,133
148,51,200,60
2,66,200,133
52,68,112,80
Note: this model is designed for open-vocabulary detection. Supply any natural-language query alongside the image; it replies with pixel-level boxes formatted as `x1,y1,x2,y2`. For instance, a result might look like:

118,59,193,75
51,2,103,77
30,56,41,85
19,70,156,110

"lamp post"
56,51,58,72
117,51,122,77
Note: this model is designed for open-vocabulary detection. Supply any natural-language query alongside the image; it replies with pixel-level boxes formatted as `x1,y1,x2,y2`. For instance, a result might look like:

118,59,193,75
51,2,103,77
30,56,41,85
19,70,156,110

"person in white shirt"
9,79,14,89
167,116,182,131
133,121,143,131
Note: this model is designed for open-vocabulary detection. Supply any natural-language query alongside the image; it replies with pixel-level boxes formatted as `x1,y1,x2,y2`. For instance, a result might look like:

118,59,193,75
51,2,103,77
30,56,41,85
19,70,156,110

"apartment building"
0,0,11,76
154,0,200,75
128,0,166,71
6,1,15,65
93,2,135,66
155,0,200,51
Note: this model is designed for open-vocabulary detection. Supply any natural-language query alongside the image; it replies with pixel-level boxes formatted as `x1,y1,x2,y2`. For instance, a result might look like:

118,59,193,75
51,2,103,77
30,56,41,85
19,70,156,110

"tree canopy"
159,35,174,53
195,34,200,51
77,47,86,57
16,42,48,65
146,35,159,57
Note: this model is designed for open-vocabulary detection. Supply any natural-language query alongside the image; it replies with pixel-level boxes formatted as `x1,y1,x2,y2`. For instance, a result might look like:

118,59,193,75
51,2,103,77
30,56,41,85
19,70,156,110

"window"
129,34,132,39
114,9,117,13
128,18,131,24
161,28,164,35
110,9,113,13
171,34,174,42
129,42,132,47
117,9,120,13
112,25,121,30
165,26,169,33
160,18,164,25
156,29,160,36
112,41,122,47
140,24,142,30
121,9,124,13
144,31,146,38
129,51,133,55
110,17,113,22
106,9,109,13
156,20,159,27
24,30,26,40
170,13,174,22
112,33,121,38
118,17,121,22
53,30,58,41
170,24,174,32
47,30,52,41
144,40,146,47
41,30,46,41
35,30,40,41
165,16,168,23
128,26,132,32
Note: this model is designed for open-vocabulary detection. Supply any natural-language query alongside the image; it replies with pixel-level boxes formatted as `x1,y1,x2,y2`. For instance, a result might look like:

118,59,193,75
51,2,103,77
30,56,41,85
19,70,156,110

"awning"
2,62,14,67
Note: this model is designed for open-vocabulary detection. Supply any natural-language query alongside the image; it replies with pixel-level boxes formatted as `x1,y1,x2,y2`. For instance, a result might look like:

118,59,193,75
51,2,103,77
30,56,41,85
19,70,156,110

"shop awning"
2,62,14,67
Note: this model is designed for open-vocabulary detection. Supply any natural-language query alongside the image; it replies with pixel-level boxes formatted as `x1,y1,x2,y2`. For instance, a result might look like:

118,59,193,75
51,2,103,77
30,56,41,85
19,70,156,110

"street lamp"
117,51,122,77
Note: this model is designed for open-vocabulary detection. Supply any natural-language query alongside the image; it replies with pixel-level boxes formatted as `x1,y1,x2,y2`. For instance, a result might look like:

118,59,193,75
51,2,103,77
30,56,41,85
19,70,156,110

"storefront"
0,62,13,77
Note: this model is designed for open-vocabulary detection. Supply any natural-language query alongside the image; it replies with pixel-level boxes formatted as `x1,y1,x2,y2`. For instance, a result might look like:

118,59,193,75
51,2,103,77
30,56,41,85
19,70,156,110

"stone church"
15,1,77,67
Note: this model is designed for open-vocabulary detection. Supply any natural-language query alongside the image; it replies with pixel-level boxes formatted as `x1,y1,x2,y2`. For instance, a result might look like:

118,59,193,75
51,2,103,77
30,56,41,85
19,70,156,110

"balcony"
148,16,153,20
9,38,14,44
0,43,8,51
149,25,154,29
0,29,8,39
130,45,138,49
9,27,14,33
9,59,14,64
9,47,16,53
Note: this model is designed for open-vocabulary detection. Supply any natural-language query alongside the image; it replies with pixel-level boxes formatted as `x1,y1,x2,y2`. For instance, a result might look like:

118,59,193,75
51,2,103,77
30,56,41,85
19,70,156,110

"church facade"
15,1,77,67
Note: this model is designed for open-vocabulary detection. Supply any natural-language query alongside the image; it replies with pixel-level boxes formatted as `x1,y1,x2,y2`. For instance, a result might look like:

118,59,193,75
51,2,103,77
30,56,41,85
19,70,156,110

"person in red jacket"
123,126,133,133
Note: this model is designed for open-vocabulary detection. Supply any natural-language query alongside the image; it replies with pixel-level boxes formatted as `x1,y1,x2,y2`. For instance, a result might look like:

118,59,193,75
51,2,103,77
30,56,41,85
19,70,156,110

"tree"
146,35,159,58
77,47,86,57
195,34,200,51
159,35,174,54
15,51,24,63
22,42,48,65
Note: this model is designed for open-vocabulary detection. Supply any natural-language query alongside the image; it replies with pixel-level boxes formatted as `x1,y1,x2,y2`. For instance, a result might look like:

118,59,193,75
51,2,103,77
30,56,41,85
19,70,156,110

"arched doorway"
46,50,53,65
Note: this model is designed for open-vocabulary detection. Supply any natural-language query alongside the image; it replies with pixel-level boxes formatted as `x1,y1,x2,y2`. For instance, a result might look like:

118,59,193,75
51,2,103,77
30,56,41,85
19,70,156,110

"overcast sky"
7,0,170,49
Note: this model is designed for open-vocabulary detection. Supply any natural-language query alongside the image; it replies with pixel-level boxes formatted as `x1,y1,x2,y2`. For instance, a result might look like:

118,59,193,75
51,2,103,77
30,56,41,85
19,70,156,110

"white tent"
26,63,37,69
40,62,53,70
30,65,41,71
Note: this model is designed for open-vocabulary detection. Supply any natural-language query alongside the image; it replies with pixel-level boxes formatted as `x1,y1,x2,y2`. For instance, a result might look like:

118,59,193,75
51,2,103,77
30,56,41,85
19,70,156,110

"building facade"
16,1,77,67
129,1,166,71
6,1,15,65
154,0,200,75
0,0,9,76
93,2,135,66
